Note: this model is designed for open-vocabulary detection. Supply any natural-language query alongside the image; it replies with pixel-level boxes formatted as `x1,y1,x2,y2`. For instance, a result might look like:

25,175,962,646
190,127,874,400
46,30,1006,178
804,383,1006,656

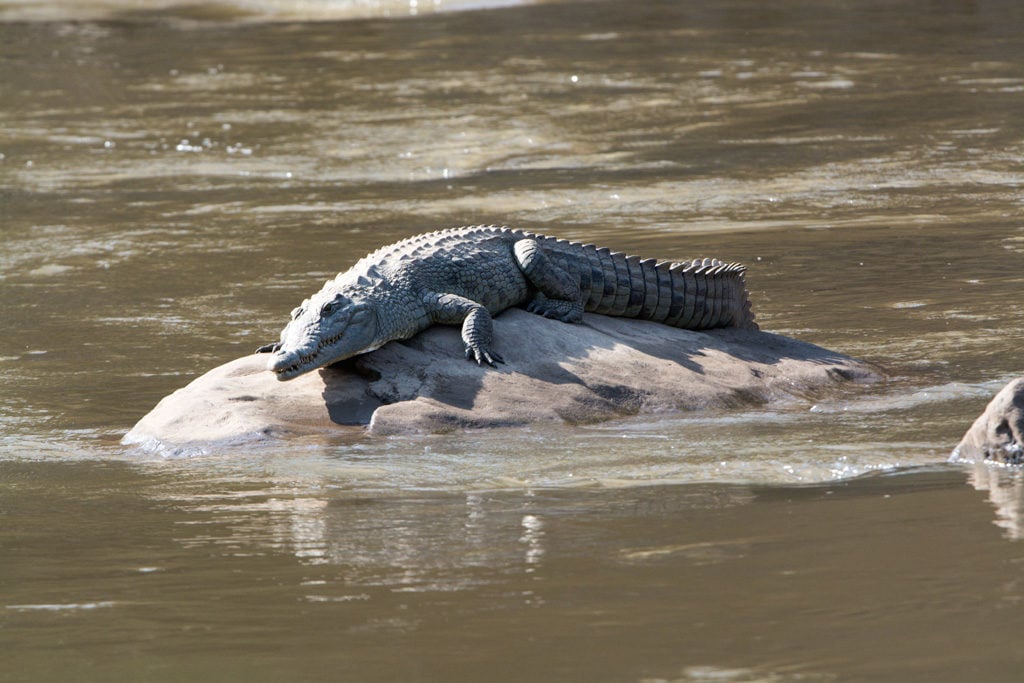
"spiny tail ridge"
552,242,756,330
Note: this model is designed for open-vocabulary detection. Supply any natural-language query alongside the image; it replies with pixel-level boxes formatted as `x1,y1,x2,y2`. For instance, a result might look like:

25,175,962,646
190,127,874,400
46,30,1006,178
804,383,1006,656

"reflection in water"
166,482,554,592
519,512,545,570
966,462,1024,541
5,460,1024,680
159,474,763,597
283,497,331,564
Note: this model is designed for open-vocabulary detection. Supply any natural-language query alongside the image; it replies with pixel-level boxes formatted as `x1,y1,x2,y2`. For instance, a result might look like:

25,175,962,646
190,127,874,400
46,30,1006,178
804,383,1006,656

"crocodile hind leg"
513,239,584,323
426,292,504,366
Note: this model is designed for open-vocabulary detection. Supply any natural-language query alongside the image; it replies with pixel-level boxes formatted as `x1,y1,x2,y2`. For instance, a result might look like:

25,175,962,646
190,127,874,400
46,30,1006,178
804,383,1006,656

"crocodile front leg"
426,292,504,366
513,239,584,323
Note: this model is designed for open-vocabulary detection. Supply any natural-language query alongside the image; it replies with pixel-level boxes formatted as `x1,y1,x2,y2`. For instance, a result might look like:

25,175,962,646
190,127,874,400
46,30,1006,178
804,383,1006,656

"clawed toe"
464,345,504,367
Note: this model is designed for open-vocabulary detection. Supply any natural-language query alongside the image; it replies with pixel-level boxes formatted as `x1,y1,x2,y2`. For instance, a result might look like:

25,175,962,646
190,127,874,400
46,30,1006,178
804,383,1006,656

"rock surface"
124,310,880,455
952,377,1024,465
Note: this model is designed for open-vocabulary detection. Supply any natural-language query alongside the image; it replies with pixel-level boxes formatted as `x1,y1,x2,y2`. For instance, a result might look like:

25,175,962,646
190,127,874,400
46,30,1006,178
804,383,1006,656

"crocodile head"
267,286,381,381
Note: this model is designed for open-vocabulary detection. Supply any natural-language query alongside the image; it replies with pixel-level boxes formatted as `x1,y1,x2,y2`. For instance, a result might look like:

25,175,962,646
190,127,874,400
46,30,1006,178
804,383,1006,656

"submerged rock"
952,377,1024,465
124,310,879,455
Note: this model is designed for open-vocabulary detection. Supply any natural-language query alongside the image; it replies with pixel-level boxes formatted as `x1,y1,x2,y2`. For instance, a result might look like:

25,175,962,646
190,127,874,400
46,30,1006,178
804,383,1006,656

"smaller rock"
952,377,1024,465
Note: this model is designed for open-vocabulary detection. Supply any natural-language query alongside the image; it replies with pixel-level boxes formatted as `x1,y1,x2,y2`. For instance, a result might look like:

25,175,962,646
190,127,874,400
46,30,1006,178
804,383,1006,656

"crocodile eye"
320,301,337,317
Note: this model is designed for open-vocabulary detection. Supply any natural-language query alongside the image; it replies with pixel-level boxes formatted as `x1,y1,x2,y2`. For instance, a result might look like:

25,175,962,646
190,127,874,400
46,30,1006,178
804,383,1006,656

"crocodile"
257,225,757,380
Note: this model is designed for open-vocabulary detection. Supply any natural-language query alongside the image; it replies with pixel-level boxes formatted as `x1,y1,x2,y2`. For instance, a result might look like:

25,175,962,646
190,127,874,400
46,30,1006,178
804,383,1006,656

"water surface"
3,0,1024,680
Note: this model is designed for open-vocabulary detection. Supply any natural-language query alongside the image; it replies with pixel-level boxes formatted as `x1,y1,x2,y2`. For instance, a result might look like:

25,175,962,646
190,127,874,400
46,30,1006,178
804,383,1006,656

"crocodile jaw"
271,341,390,381
268,329,351,380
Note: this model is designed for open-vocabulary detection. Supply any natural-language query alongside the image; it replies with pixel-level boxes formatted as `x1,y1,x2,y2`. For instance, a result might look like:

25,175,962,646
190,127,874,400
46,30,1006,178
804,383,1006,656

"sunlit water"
4,0,1024,680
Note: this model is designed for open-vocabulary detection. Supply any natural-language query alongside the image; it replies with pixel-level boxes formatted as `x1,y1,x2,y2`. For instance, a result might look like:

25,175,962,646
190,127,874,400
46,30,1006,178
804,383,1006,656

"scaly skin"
258,226,757,380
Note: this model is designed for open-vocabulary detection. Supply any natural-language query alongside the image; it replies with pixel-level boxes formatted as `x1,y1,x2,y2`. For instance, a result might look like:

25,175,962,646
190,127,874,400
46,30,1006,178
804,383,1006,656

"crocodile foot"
464,343,503,367
255,342,282,354
526,293,584,323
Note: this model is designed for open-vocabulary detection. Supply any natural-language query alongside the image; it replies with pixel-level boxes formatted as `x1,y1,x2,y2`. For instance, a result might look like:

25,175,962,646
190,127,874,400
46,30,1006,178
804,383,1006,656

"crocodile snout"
267,347,316,381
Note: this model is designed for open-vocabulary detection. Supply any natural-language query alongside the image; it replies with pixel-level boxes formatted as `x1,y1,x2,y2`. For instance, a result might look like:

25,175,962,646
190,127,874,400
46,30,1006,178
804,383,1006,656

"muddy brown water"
4,0,1024,680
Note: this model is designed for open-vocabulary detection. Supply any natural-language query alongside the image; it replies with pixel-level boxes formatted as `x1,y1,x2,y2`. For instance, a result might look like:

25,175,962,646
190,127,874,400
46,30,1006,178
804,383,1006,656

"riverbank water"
3,1,1024,679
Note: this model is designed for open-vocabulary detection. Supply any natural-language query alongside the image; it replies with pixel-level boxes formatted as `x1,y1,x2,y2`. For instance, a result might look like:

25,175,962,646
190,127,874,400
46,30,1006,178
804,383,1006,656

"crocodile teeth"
273,333,345,377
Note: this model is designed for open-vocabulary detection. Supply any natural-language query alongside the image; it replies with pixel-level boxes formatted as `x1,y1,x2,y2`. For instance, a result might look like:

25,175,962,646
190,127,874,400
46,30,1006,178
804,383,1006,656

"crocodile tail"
542,240,756,330
660,258,758,330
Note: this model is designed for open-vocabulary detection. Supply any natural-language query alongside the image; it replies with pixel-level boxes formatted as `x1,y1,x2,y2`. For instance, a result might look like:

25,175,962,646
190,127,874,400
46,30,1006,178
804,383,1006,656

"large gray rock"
952,377,1024,465
124,310,880,455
